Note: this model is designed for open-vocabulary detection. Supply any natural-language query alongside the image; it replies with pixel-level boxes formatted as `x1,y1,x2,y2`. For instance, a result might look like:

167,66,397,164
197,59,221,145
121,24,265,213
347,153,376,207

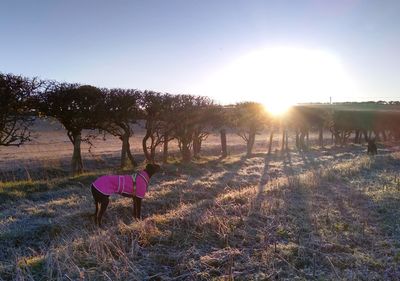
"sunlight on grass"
2,149,400,279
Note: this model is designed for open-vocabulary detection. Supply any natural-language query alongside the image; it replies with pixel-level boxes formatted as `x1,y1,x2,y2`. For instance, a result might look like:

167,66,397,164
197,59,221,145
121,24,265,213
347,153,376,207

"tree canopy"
0,73,40,147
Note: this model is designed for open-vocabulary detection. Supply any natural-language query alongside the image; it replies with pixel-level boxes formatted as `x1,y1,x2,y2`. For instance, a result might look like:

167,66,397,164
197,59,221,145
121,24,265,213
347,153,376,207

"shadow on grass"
92,154,255,279
4,149,400,280
108,154,251,224
0,172,102,206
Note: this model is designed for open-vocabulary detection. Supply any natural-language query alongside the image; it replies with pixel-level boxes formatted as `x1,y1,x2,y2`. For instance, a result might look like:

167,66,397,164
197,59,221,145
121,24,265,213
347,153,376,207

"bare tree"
40,83,104,174
170,95,213,162
289,106,328,150
267,116,278,154
231,102,267,157
0,73,40,147
191,96,217,158
160,94,178,163
140,91,175,163
205,104,232,158
101,88,141,168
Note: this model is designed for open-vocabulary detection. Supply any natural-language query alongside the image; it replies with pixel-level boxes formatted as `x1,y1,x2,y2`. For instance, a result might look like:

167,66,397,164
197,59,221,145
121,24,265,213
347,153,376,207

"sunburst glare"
201,46,359,105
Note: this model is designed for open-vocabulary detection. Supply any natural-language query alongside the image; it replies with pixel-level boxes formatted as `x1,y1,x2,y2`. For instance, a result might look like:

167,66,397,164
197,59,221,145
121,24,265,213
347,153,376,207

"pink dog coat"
92,171,149,199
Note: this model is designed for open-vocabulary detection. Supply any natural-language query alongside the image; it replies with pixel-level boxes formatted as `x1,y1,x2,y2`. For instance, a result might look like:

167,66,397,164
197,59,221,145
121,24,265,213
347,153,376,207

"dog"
91,163,160,226
367,139,377,155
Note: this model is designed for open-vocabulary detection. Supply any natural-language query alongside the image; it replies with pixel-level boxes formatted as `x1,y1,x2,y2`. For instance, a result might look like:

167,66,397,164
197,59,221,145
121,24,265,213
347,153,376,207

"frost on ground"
1,146,400,280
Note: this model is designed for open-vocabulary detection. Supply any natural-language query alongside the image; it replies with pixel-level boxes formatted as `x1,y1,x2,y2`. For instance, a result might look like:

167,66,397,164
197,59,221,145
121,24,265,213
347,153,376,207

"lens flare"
200,46,359,105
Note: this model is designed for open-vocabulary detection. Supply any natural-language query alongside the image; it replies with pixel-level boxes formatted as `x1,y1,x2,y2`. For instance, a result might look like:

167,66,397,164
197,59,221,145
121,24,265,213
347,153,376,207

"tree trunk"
332,129,340,146
142,130,152,161
246,131,255,157
121,135,128,168
299,130,306,150
126,139,137,167
318,126,324,147
382,130,387,141
285,130,289,150
150,145,156,163
181,140,192,162
163,133,169,163
268,131,274,155
143,134,157,163
373,130,380,141
220,129,227,158
363,130,369,142
281,129,285,152
295,130,299,149
121,132,136,168
71,133,83,174
340,131,345,146
193,134,201,158
354,130,360,144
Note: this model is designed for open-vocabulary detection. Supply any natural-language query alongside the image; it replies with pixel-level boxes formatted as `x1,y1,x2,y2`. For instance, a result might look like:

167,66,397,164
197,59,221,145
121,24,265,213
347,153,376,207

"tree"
329,110,362,146
191,96,216,158
0,73,39,147
140,91,175,163
210,105,232,158
170,95,212,162
289,106,328,150
40,83,104,174
267,115,278,154
231,102,267,157
329,109,400,145
205,104,236,158
160,94,179,163
101,88,141,168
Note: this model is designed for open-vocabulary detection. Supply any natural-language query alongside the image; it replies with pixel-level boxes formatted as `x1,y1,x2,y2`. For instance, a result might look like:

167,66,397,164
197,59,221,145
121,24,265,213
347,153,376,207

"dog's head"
145,163,161,178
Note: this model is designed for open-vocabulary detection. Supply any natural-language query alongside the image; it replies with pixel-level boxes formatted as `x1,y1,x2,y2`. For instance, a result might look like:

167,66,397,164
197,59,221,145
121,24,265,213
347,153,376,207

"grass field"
1,123,400,280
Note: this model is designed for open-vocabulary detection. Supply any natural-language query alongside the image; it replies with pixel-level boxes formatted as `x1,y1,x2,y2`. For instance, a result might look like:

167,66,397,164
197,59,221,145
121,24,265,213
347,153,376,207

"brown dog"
367,139,377,155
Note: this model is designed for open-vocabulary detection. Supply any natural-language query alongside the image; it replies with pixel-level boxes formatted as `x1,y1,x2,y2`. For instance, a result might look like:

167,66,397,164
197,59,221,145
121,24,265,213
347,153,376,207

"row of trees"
2,73,400,174
286,106,400,148
1,74,228,173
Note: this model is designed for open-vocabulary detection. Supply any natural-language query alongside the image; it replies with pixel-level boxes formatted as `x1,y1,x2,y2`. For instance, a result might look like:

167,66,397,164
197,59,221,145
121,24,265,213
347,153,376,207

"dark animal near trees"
367,139,377,155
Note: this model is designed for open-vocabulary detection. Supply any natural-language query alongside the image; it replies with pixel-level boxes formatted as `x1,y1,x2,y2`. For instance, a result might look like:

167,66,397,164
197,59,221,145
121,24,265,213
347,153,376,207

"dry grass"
1,142,400,280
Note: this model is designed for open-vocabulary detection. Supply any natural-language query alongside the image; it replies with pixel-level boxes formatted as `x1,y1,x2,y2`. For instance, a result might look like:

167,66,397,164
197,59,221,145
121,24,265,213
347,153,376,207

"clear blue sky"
1,0,400,104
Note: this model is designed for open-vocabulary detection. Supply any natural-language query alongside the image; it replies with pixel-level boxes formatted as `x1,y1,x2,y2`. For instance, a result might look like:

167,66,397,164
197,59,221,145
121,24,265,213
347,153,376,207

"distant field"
1,119,400,280
0,118,317,181
299,103,400,112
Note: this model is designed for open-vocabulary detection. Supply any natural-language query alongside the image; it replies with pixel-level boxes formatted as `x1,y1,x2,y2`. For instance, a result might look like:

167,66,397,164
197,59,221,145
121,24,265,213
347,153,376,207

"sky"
1,0,400,105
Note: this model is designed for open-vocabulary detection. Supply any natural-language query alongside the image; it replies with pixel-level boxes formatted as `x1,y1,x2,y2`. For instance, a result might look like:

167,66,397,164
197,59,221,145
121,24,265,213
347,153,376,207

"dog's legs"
133,197,142,220
94,201,99,216
97,198,109,227
91,185,101,225
94,201,99,225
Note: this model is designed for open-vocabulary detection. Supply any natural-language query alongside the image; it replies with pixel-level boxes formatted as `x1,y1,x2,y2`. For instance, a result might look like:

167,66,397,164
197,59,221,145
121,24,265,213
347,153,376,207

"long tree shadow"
107,153,271,279
107,154,253,225
234,146,400,279
219,148,326,279
256,149,400,279
252,152,278,211
317,179,400,278
7,148,398,280
151,149,323,279
0,188,94,266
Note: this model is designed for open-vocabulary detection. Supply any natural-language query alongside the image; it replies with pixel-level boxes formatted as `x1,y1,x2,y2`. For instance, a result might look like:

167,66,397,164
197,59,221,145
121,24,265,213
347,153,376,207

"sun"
263,100,292,116
200,46,359,105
